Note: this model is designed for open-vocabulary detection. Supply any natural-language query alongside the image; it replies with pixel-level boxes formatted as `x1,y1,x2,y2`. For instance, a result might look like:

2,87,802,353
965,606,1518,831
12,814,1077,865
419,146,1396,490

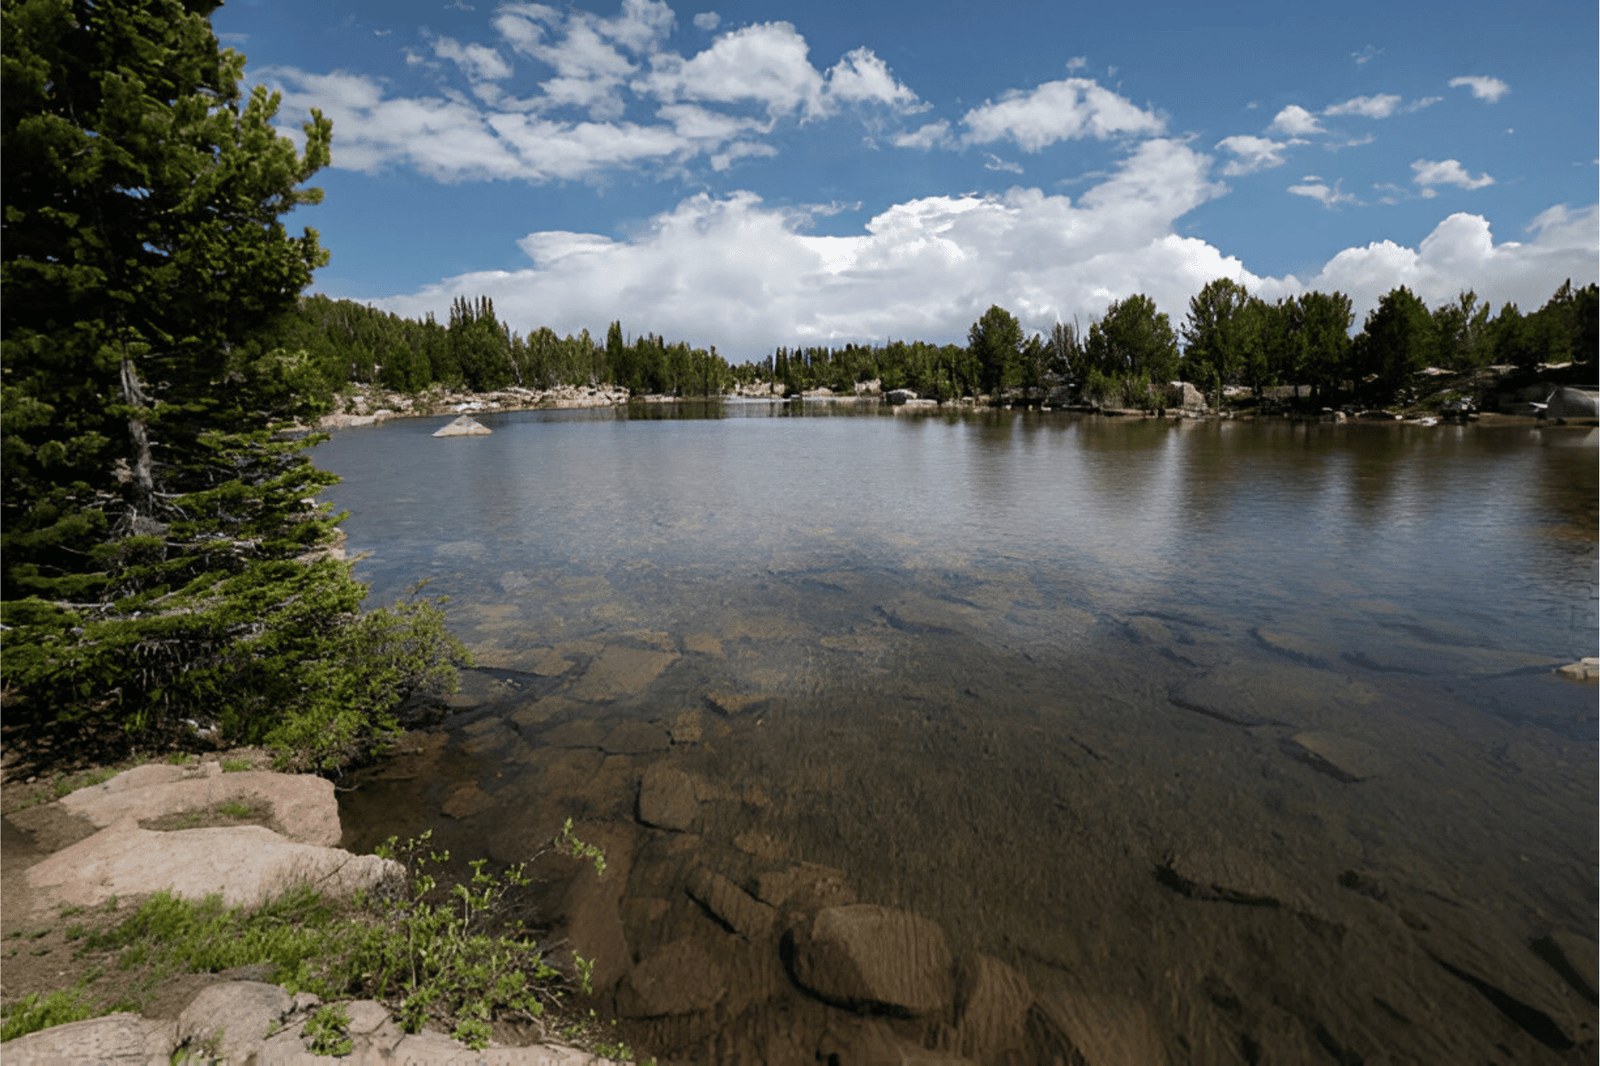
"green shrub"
305,1003,353,1056
0,991,97,1042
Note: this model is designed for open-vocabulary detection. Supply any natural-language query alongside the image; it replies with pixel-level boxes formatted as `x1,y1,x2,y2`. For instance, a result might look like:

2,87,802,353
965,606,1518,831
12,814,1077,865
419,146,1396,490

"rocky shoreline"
0,755,626,1065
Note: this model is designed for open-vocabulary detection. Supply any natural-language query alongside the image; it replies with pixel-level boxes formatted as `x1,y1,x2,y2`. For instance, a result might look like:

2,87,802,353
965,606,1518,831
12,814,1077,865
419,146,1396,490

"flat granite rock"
433,414,492,436
25,822,401,914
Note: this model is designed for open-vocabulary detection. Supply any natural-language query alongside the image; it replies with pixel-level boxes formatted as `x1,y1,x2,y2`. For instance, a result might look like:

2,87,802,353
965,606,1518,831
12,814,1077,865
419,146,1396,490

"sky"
214,0,1599,361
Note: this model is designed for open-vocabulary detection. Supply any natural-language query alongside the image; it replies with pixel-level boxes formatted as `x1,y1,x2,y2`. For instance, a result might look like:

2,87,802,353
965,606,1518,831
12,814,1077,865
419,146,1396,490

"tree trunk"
118,358,166,538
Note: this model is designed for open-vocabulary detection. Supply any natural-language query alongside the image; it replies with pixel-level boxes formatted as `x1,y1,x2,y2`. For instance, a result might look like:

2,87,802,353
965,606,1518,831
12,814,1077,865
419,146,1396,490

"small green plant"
221,758,253,773
1,990,96,1042
574,953,596,997
556,818,606,877
305,1003,353,1056
216,800,253,818
166,753,196,765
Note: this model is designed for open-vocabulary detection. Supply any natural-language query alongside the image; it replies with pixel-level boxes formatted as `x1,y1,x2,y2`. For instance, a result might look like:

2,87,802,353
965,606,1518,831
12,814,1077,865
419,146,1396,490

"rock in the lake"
955,953,1034,1061
432,414,491,436
638,762,699,832
617,939,729,1017
1555,657,1599,682
688,867,778,941
788,904,954,1016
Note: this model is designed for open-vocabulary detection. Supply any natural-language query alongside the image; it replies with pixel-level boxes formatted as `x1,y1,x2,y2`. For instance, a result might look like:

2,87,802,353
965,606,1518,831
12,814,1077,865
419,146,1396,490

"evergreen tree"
1,0,466,763
1356,287,1435,401
969,305,1023,398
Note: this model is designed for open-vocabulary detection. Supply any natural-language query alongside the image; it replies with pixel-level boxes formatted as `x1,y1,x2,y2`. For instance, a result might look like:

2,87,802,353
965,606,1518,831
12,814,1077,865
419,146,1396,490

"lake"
318,402,1598,1064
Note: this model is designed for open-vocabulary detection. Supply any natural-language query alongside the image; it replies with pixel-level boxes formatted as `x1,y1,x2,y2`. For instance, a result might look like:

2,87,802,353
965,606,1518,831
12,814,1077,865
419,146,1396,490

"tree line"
727,280,1596,408
243,295,732,398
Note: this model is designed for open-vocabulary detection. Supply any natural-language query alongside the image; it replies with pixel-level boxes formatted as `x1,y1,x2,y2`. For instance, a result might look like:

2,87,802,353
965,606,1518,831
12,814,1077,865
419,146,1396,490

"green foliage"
0,0,459,769
1085,294,1179,386
0,991,97,1042
555,817,607,878
221,758,253,773
304,1004,353,1056
362,829,581,1045
969,305,1024,398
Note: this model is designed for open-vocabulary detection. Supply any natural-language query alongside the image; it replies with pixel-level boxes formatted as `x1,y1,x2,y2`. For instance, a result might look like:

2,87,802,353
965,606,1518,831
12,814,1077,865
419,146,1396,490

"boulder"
432,414,492,436
59,766,340,845
25,822,401,914
955,954,1034,1061
788,904,954,1016
1556,657,1599,682
687,868,777,941
177,980,290,1064
617,939,729,1017
1,1013,176,1065
638,763,699,832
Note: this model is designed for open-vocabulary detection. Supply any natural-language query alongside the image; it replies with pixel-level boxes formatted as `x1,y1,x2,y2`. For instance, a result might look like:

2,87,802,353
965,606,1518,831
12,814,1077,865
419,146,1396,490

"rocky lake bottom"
321,409,1598,1064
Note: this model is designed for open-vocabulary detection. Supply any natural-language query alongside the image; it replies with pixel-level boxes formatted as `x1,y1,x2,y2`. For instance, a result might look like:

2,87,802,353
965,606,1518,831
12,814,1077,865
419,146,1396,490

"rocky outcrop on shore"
314,384,633,430
2,762,625,1065
2,984,618,1065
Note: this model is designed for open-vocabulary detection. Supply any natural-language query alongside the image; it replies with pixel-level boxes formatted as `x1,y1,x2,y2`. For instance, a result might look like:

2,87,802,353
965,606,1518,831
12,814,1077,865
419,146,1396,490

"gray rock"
1,1012,175,1065
59,768,340,845
789,904,954,1016
177,980,290,1064
432,414,492,436
637,763,698,832
25,822,402,914
687,868,777,941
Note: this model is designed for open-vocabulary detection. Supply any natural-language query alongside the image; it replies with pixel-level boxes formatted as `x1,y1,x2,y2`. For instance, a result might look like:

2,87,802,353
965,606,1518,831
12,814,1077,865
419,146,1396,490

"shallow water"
320,403,1598,1063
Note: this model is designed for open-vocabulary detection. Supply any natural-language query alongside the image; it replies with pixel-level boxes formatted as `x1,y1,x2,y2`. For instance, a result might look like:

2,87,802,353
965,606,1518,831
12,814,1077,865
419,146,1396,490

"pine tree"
1,0,467,764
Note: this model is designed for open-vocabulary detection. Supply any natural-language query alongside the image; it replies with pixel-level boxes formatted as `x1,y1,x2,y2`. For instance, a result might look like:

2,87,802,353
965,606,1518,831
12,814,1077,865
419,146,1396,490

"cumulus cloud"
692,11,720,30
261,0,922,183
1449,76,1510,103
957,78,1164,151
1307,207,1596,316
983,153,1023,174
1411,158,1494,192
1268,105,1323,136
1215,135,1290,176
372,139,1244,356
1323,93,1401,118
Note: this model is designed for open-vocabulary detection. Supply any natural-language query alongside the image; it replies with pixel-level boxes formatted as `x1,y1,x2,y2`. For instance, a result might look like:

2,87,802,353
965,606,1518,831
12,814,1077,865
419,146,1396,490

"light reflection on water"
319,403,1597,1062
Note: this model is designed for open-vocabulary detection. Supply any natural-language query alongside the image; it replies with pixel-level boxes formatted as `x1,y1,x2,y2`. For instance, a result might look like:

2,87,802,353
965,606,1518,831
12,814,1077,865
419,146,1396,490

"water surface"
320,403,1598,1063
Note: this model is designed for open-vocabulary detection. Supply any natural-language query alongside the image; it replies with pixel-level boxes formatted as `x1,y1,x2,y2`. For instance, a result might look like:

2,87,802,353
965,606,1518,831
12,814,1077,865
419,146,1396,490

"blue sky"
215,0,1598,360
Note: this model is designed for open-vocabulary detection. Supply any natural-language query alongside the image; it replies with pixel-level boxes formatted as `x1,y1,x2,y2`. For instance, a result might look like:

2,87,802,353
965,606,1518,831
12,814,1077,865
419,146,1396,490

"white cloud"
373,139,1233,356
432,36,514,81
1215,135,1290,176
1065,56,1088,72
893,120,951,149
1406,96,1442,112
983,153,1023,174
633,21,825,117
368,143,1594,363
262,2,922,183
693,11,720,30
1449,76,1510,103
1288,179,1356,208
1308,207,1597,315
1268,105,1323,136
824,47,921,109
1352,44,1381,65
1411,158,1494,191
959,78,1165,151
1323,93,1401,119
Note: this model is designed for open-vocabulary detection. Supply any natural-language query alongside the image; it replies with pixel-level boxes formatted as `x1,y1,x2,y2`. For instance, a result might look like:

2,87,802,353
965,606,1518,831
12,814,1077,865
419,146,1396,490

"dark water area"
318,402,1598,1064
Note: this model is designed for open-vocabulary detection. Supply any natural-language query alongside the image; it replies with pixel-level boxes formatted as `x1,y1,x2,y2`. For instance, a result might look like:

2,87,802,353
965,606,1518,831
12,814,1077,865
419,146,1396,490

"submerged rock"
788,904,953,1016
